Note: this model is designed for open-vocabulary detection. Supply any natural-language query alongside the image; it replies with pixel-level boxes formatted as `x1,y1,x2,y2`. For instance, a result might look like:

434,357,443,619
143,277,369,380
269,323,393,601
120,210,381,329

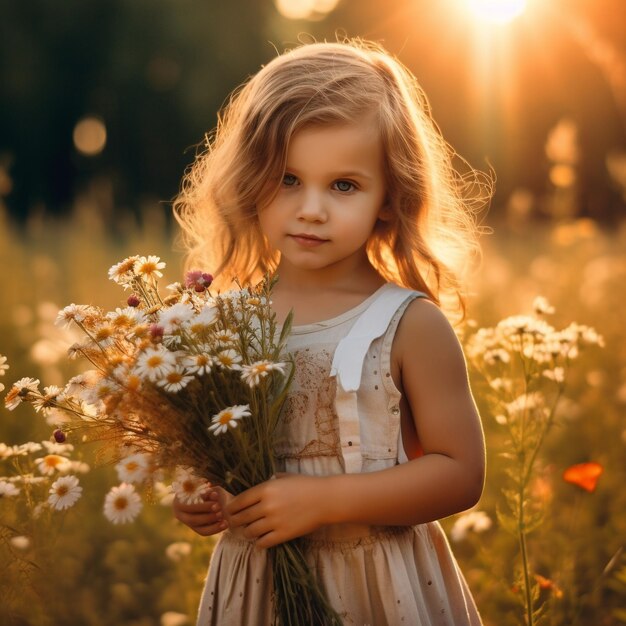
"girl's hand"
226,473,327,549
173,486,232,536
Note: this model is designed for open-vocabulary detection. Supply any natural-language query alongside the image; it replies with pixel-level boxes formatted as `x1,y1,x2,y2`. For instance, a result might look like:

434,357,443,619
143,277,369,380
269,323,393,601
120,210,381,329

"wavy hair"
174,38,491,316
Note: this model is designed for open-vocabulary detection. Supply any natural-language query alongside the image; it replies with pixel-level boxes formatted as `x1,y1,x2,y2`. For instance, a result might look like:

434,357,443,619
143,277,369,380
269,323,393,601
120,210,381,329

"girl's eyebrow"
284,166,373,181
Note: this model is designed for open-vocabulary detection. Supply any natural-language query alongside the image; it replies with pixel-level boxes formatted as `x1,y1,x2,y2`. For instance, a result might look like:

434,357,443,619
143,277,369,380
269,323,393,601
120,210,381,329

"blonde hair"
174,38,491,315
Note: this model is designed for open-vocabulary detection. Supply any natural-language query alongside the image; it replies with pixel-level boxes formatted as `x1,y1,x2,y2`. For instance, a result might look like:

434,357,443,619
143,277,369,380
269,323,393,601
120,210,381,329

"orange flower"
563,461,603,493
534,574,563,599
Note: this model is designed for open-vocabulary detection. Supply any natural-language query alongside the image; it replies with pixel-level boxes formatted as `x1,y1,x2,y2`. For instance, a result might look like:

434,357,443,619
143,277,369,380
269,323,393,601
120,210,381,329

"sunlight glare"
466,0,527,24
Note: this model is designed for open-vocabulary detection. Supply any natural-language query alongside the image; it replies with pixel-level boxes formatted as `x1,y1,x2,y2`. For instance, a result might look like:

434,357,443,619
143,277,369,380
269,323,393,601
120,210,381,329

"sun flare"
466,0,527,24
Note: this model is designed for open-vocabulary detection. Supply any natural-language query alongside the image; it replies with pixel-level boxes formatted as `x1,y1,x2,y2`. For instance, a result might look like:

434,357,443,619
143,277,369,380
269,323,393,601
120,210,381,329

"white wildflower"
55,303,97,328
41,441,74,455
209,404,251,435
48,475,83,510
36,454,72,476
108,256,140,285
103,483,143,524
533,296,555,315
135,347,177,382
4,377,40,410
171,468,207,505
107,306,147,328
165,541,192,562
183,352,213,376
0,354,8,376
451,510,493,542
214,349,242,370
0,480,20,497
134,255,166,281
240,360,287,387
157,366,194,393
115,453,151,484
158,302,195,333
543,367,565,383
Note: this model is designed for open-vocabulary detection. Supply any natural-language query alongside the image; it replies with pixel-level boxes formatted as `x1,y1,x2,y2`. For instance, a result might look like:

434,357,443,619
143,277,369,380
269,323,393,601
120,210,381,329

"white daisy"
188,306,218,336
106,306,147,329
103,483,143,524
31,385,63,413
165,541,192,562
63,370,101,400
450,510,493,542
212,329,237,345
171,468,207,504
208,404,251,435
157,367,194,393
92,323,117,348
183,352,213,376
134,255,166,282
55,303,97,328
35,454,71,476
240,360,287,387
108,255,140,285
0,480,20,497
4,377,40,410
41,441,75,455
158,302,195,333
214,349,242,370
115,453,151,484
48,475,83,510
134,347,177,382
0,354,8,376
154,481,175,506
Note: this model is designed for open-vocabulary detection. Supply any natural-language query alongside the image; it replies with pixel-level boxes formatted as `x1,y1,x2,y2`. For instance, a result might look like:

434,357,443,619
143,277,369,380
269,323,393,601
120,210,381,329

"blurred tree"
1,0,625,222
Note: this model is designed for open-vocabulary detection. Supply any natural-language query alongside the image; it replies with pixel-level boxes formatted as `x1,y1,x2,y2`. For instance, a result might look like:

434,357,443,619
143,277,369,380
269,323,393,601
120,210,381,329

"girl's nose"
296,189,327,222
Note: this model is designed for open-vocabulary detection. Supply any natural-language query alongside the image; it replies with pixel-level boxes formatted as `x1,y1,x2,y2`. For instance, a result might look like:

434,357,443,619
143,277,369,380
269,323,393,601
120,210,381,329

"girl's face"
258,121,387,279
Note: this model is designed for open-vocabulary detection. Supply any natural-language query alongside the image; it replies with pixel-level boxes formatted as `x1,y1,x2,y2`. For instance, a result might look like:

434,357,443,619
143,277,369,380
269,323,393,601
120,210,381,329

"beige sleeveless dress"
196,283,482,625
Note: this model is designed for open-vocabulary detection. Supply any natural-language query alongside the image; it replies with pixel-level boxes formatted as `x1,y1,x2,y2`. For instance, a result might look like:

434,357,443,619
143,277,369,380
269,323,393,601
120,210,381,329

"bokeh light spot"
73,116,107,156
274,0,339,20
549,164,576,188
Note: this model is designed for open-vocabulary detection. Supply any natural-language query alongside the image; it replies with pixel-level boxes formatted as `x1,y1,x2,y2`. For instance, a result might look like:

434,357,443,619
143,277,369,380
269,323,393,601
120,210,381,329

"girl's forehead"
285,122,384,175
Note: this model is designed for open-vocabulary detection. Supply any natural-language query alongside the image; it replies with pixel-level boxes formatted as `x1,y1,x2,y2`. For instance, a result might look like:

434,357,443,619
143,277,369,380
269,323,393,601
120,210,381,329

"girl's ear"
378,201,393,222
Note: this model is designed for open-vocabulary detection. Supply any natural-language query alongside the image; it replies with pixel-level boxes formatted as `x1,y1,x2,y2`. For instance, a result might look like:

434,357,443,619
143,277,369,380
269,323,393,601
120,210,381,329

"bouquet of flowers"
4,255,341,625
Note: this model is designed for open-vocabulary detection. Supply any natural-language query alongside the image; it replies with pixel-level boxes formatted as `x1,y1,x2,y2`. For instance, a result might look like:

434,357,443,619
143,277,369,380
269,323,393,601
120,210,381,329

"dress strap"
330,284,426,473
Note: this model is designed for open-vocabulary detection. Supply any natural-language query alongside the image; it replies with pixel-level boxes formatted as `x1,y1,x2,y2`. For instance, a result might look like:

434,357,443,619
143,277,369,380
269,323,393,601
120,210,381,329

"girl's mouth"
289,233,328,247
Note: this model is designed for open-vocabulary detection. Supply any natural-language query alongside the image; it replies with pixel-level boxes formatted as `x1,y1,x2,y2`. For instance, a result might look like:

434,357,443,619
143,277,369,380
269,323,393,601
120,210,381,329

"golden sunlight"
465,0,527,24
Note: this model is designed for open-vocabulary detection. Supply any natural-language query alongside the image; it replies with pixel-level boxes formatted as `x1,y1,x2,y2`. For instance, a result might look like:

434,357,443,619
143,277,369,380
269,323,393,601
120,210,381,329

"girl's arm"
227,299,486,548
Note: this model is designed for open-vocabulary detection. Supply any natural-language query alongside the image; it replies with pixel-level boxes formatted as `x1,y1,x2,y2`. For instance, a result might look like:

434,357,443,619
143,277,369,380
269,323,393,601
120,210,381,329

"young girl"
173,38,489,625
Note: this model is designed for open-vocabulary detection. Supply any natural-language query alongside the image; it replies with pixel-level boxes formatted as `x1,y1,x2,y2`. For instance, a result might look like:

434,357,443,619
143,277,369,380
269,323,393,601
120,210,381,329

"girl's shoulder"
394,297,465,365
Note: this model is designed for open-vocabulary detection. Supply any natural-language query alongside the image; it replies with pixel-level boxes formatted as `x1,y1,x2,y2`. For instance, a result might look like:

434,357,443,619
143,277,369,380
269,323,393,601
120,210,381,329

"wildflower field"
0,204,625,626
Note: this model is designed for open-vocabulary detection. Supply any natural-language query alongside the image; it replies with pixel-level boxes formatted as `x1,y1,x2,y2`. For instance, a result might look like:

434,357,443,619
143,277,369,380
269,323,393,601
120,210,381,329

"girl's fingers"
190,519,228,537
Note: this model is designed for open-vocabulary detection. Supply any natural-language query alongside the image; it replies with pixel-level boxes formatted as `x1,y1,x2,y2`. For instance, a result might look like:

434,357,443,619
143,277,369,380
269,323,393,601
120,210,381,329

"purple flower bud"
127,294,141,307
185,270,214,292
150,324,164,339
185,270,203,288
53,429,66,443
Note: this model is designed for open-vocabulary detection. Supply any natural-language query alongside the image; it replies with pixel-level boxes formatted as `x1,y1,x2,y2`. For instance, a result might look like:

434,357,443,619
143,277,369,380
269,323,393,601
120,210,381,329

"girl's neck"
270,261,386,326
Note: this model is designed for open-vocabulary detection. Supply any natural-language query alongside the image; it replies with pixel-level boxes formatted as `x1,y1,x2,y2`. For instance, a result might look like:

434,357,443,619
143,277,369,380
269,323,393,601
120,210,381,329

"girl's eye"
282,174,298,187
334,180,355,193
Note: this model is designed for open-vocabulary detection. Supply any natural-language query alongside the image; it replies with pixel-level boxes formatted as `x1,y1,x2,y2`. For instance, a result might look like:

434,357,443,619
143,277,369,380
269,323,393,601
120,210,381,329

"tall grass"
1,198,625,624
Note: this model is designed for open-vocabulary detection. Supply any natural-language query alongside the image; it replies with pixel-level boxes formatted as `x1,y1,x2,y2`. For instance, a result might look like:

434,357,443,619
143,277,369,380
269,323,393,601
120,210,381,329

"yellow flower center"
125,461,139,472
146,355,163,368
114,496,129,511
56,485,69,497
219,411,233,425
